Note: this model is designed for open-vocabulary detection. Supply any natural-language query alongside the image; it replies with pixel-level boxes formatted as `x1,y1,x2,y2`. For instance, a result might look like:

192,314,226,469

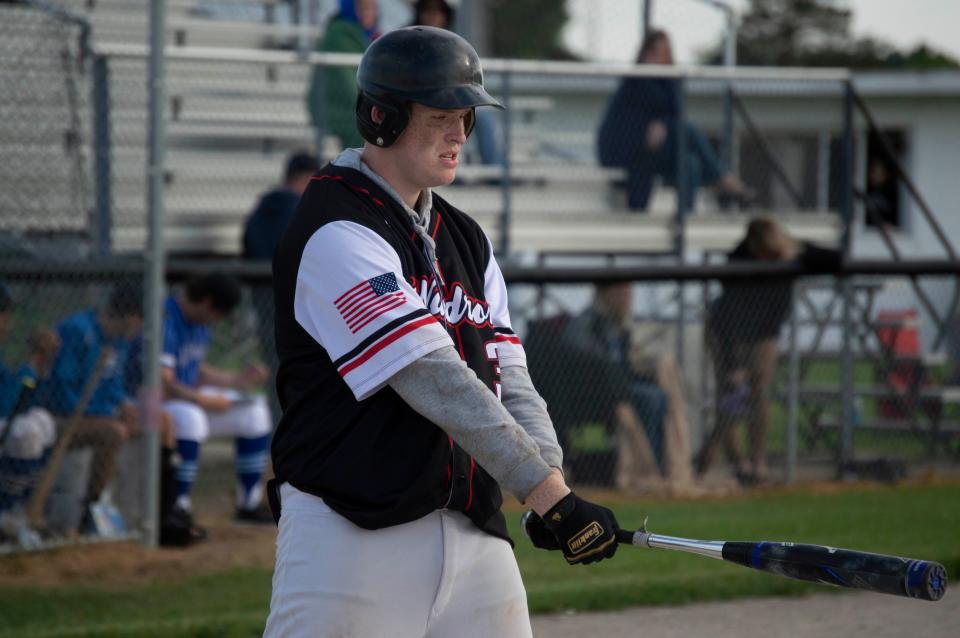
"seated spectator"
697,216,842,485
242,150,319,262
0,324,60,547
160,273,274,524
529,282,694,492
597,29,754,211
243,150,319,424
39,282,143,531
306,0,380,151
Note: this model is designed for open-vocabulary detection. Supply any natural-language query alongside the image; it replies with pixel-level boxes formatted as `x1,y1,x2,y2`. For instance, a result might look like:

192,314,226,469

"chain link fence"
3,2,958,560
0,4,92,258
512,269,960,492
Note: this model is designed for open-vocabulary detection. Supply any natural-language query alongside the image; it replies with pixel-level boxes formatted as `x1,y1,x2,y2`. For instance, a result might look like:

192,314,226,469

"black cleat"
234,503,275,525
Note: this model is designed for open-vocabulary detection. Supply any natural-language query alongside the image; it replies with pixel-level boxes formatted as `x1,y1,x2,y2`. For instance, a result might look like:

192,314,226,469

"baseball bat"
521,513,947,602
26,347,113,528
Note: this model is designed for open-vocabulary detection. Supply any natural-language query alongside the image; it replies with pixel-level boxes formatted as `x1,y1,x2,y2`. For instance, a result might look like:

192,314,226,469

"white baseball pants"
263,482,532,638
165,387,272,442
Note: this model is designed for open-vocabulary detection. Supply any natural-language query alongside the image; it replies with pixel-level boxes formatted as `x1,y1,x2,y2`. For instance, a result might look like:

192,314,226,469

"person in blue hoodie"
306,0,380,151
597,29,754,211
40,281,143,519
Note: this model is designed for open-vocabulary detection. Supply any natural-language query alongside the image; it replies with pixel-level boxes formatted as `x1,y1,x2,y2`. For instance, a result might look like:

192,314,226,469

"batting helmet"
355,26,503,148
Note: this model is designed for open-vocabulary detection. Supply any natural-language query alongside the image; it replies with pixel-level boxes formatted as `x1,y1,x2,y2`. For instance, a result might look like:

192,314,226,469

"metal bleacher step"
798,384,960,403
814,418,960,436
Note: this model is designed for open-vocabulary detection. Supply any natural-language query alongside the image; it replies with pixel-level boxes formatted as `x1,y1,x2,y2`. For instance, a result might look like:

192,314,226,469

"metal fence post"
674,77,688,370
786,284,800,483
142,0,168,548
91,54,112,258
498,70,513,256
839,81,856,474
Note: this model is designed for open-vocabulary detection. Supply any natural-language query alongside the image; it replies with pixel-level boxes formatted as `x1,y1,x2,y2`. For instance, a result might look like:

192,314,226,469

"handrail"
850,83,960,349
3,258,960,283
93,42,851,82
729,89,806,209
856,186,946,339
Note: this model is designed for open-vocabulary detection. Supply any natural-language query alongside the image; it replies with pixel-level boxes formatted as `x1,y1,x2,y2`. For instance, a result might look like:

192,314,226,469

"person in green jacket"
307,0,380,151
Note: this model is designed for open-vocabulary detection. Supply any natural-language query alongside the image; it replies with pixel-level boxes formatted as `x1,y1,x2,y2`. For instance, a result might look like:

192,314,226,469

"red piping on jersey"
464,456,476,511
431,211,442,239
495,334,522,345
310,174,385,208
446,435,454,489
455,325,466,360
338,316,438,377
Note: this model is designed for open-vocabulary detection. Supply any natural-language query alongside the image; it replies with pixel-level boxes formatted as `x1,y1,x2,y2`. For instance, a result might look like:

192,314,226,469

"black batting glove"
542,492,620,565
522,510,561,551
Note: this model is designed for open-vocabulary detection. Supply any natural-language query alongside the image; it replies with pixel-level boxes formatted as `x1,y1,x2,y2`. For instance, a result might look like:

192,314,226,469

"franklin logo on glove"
541,492,620,565
568,521,603,554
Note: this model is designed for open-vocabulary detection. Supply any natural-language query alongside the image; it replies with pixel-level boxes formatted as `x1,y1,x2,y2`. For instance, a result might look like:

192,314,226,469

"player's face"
391,103,471,190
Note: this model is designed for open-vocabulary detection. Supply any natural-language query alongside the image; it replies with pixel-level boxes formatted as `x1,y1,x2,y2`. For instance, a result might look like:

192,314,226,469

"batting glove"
522,510,561,551
542,492,620,565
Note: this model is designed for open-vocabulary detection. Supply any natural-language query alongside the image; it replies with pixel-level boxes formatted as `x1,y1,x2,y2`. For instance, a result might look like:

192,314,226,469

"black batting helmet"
355,26,503,148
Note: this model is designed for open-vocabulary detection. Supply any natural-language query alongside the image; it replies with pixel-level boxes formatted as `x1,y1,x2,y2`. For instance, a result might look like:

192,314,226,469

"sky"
564,0,960,64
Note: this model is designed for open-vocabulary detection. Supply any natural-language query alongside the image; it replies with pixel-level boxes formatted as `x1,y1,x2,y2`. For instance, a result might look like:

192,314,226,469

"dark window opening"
864,129,905,229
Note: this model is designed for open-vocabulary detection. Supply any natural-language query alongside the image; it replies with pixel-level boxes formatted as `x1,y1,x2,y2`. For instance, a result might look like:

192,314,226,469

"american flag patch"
335,272,406,333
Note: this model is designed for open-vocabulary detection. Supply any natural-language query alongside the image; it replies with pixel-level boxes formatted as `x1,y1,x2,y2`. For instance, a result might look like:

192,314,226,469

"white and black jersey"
271,164,525,541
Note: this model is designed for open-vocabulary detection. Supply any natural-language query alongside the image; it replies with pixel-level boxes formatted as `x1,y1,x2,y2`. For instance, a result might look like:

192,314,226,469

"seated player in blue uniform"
159,273,273,524
0,285,61,547
39,282,143,531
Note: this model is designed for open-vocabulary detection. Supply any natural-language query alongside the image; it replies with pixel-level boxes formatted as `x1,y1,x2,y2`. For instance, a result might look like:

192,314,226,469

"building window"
864,129,905,229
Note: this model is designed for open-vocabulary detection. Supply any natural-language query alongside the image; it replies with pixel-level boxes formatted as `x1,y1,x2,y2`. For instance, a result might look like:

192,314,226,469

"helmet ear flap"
463,108,476,138
356,94,410,148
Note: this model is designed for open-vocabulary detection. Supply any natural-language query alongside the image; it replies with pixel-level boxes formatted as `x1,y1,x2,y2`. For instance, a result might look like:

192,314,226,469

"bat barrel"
721,541,948,602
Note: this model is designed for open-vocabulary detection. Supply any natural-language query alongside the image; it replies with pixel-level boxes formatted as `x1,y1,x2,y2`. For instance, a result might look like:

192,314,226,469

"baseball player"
159,273,274,523
265,26,621,637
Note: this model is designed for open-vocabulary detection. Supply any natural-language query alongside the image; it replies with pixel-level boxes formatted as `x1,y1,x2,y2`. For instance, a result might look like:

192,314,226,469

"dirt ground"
531,590,959,638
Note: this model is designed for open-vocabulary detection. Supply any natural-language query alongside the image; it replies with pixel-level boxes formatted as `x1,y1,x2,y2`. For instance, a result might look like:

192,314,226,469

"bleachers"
33,0,844,257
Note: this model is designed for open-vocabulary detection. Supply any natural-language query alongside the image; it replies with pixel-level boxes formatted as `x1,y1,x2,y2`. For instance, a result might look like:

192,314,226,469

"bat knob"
519,510,533,539
917,562,948,602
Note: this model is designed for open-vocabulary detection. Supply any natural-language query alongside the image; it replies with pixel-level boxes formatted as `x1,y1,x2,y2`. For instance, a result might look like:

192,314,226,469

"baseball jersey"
272,163,525,542
42,310,130,417
160,295,209,387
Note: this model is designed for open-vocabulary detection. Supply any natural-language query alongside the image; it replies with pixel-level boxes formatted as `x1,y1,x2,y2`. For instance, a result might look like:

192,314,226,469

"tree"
700,0,959,69
487,0,579,60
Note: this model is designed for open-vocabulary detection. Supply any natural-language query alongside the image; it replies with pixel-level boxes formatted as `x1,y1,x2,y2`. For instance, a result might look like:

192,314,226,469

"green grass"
1,482,958,637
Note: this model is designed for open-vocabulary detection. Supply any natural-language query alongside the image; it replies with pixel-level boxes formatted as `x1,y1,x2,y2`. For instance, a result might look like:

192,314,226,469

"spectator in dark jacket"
597,29,753,211
242,151,318,424
242,151,318,261
696,217,842,485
